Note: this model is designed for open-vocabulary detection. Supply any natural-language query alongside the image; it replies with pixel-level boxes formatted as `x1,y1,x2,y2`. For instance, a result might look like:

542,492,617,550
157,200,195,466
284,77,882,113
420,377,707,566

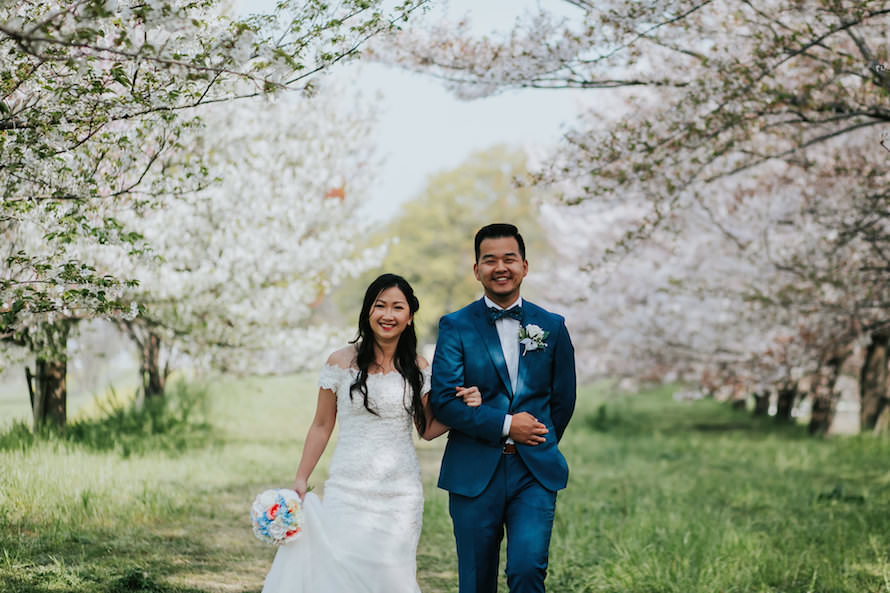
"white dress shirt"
483,295,522,440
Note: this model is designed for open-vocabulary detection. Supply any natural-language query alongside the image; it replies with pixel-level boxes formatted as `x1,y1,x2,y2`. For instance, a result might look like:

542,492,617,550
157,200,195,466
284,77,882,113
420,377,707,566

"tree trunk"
753,391,770,416
859,330,890,432
31,357,68,429
142,330,167,399
25,366,35,413
776,385,796,422
808,393,834,435
24,321,71,430
122,320,170,399
875,405,890,435
808,351,848,435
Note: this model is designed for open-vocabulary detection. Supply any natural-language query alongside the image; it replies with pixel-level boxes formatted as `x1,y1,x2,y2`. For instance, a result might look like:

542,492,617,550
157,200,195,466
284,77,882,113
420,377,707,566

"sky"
350,62,590,222
238,0,594,222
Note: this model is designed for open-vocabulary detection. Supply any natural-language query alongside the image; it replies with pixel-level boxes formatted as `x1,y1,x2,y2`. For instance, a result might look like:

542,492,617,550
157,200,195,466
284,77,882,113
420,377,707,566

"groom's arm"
549,319,577,442
431,315,507,446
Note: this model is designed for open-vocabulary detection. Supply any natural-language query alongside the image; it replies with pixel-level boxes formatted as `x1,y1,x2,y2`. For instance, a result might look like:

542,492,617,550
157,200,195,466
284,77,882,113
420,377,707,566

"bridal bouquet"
250,488,304,545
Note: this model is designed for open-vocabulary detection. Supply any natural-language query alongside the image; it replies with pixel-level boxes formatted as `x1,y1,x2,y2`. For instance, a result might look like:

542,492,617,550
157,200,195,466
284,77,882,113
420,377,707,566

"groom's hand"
509,412,548,445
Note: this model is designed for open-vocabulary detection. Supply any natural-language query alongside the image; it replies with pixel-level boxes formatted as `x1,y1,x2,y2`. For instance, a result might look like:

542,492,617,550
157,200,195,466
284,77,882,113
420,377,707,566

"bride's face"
369,286,413,344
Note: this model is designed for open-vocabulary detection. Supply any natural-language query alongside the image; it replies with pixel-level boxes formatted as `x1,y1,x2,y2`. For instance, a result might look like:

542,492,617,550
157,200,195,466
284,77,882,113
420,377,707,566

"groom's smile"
474,236,529,308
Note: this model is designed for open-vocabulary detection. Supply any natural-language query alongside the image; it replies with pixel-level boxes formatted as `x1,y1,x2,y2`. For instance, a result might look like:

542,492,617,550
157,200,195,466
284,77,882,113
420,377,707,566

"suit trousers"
448,453,557,593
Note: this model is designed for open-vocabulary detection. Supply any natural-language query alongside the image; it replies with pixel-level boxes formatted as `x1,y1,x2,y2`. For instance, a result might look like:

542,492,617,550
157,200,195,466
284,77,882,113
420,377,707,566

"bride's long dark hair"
350,273,427,433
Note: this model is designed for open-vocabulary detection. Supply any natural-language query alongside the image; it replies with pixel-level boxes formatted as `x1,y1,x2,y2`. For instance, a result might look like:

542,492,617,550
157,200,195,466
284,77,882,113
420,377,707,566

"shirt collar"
483,295,523,311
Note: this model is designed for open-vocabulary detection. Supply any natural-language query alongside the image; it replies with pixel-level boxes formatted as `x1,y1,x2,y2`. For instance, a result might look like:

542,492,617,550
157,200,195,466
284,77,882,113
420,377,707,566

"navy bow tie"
488,306,522,323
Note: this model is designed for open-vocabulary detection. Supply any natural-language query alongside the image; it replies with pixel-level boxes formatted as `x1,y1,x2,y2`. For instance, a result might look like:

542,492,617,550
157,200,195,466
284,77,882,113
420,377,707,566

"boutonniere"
518,324,549,355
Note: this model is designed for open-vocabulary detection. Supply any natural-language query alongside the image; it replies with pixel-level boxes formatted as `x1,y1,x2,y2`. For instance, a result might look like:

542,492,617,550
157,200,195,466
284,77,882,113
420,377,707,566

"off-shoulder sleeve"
318,363,347,392
421,366,432,395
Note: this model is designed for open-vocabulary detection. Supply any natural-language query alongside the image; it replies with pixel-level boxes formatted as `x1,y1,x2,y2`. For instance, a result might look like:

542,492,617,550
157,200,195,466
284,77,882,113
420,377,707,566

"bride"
261,273,480,593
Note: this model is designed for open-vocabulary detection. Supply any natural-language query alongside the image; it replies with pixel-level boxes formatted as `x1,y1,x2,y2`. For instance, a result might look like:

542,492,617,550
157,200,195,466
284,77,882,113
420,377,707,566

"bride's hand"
456,386,481,407
292,476,309,500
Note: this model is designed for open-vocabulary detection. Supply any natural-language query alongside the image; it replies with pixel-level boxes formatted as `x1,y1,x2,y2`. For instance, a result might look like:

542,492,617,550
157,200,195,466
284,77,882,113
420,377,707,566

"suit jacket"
431,297,576,497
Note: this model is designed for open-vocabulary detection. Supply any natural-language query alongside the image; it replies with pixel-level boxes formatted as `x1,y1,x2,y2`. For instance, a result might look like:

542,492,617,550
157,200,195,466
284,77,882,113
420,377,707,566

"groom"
431,223,576,593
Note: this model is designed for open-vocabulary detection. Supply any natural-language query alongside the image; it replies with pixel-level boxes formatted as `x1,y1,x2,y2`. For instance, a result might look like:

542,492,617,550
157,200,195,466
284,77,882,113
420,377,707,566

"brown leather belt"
503,443,517,454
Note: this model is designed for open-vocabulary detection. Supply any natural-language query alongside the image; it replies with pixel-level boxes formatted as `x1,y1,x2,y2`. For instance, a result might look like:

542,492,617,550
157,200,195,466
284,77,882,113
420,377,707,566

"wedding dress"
261,364,429,593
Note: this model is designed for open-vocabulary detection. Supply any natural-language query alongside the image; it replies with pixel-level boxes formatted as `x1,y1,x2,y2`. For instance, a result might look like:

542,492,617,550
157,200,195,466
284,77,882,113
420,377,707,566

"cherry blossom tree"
4,78,386,426
381,0,888,258
2,0,425,426
1,0,426,338
115,85,385,393
380,0,890,432
2,191,140,427
539,132,882,432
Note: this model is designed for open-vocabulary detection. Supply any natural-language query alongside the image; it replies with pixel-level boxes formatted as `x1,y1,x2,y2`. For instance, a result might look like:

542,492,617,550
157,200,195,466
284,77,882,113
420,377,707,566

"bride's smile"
369,286,413,343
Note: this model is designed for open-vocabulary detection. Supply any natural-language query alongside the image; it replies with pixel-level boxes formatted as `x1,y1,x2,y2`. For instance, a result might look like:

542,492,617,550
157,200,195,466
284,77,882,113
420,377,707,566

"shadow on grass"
0,381,219,457
0,484,270,593
2,569,211,593
106,569,211,593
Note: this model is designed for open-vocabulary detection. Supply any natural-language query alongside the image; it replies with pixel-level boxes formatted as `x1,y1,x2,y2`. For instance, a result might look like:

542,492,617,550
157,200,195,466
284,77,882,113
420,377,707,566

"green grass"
1,378,889,592
0,381,215,456
543,387,890,593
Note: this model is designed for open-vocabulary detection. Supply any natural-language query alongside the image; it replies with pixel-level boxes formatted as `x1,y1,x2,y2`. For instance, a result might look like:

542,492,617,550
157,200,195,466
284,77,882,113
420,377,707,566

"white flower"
526,324,545,340
518,324,550,356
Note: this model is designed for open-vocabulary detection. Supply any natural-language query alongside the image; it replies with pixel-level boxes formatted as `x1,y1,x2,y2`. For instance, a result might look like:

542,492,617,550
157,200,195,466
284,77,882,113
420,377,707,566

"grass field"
1,375,889,592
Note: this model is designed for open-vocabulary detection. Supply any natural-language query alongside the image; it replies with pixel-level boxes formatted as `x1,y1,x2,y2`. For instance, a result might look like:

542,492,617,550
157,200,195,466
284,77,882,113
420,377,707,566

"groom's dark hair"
474,223,526,262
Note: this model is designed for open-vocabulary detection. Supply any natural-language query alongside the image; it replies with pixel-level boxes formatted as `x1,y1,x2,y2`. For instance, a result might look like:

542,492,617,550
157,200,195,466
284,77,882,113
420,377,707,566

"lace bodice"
316,364,430,538
318,363,431,423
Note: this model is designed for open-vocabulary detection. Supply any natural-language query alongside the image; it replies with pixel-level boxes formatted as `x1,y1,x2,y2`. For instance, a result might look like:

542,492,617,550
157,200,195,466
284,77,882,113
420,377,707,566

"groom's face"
474,236,528,307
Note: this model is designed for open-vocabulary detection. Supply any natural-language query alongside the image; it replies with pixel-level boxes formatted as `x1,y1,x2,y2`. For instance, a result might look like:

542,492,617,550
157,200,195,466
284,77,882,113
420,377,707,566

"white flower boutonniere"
518,324,549,356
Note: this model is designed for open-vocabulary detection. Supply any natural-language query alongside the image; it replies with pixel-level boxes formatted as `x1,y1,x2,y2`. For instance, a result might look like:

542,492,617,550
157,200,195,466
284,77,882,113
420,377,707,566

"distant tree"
333,146,550,345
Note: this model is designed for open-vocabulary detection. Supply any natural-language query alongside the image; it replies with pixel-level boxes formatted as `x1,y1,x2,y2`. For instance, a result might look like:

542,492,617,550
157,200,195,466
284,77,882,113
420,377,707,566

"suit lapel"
471,299,514,398
515,301,540,400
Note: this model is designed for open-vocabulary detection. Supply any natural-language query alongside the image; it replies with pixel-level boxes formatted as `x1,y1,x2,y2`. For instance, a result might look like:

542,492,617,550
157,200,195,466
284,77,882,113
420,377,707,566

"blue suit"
431,298,576,593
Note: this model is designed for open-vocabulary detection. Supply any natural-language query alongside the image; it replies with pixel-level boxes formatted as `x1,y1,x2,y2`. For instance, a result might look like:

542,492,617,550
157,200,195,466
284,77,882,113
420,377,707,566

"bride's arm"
418,386,481,441
419,393,450,440
292,388,337,498
417,355,480,440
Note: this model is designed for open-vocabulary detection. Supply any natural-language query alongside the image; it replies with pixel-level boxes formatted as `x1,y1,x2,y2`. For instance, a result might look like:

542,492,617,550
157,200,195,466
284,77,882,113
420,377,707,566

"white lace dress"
261,364,430,593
